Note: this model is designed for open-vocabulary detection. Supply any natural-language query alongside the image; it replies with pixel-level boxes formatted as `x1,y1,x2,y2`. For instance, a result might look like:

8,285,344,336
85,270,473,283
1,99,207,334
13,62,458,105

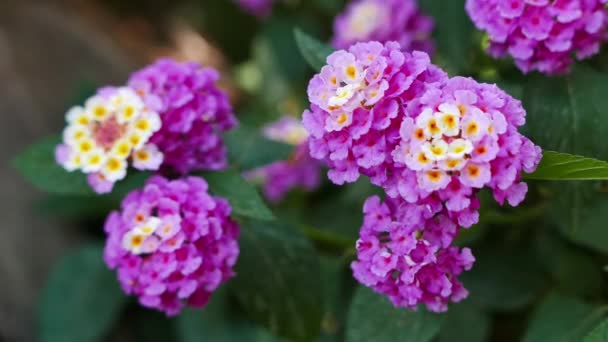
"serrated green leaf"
526,151,608,180
294,28,334,71
225,125,293,170
12,136,92,195
201,170,274,221
585,319,608,342
39,243,125,342
346,286,443,342
229,219,323,341
523,293,603,342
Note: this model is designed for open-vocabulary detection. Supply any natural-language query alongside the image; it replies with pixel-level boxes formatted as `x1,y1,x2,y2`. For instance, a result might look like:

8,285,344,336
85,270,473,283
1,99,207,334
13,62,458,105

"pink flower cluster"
466,0,608,74
103,176,240,315
332,0,435,54
352,196,474,312
245,117,322,202
128,58,238,174
303,41,542,310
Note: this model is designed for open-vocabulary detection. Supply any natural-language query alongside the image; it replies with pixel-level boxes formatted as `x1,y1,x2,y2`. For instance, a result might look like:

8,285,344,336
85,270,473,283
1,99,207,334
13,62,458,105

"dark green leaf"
202,170,274,221
36,172,150,219
526,151,608,180
461,247,546,312
39,243,126,342
318,257,356,342
177,288,281,342
555,198,608,254
294,28,334,71
225,125,293,170
523,293,603,342
585,319,608,342
346,286,443,342
438,302,490,342
12,136,92,195
535,232,601,297
523,66,608,233
229,219,323,341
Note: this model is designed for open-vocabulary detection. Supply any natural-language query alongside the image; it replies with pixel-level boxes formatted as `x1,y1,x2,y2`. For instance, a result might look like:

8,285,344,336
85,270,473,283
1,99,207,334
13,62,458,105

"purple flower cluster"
303,41,542,310
103,176,240,316
352,196,474,312
128,59,237,174
245,117,322,202
466,0,608,74
332,0,435,54
234,0,274,17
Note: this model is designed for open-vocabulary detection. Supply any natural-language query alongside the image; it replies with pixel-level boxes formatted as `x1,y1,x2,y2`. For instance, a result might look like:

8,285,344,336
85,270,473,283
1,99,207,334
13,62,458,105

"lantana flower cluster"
56,59,237,193
303,41,542,311
245,117,322,202
128,59,237,174
103,176,240,316
466,0,608,74
332,0,435,54
56,87,163,193
352,196,474,312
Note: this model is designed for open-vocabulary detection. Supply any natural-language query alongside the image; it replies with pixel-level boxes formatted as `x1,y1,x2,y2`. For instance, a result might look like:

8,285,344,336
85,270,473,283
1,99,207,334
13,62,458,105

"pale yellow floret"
110,139,132,159
101,157,127,182
82,149,106,173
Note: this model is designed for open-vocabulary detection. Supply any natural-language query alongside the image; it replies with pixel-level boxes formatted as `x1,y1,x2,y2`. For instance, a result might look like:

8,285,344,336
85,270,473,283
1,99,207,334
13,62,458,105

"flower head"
332,0,435,54
351,196,475,312
389,76,542,215
304,41,448,186
56,87,162,193
103,176,239,316
466,0,608,74
245,117,322,202
128,59,237,174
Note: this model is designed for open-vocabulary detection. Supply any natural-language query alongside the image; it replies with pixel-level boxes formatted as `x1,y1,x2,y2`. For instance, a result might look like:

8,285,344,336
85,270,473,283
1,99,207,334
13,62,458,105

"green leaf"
294,28,334,71
38,243,126,342
202,170,274,221
36,172,150,219
12,136,92,195
438,302,490,342
522,66,608,233
555,200,608,254
461,247,546,312
224,125,293,170
526,151,608,180
346,286,444,342
535,231,601,297
318,257,357,342
585,319,608,342
523,293,603,342
177,288,281,342
229,219,323,341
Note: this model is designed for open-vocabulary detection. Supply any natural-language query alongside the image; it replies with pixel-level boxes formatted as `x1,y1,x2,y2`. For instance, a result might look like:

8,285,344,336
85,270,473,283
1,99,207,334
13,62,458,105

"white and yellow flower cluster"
396,102,496,190
59,87,163,184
